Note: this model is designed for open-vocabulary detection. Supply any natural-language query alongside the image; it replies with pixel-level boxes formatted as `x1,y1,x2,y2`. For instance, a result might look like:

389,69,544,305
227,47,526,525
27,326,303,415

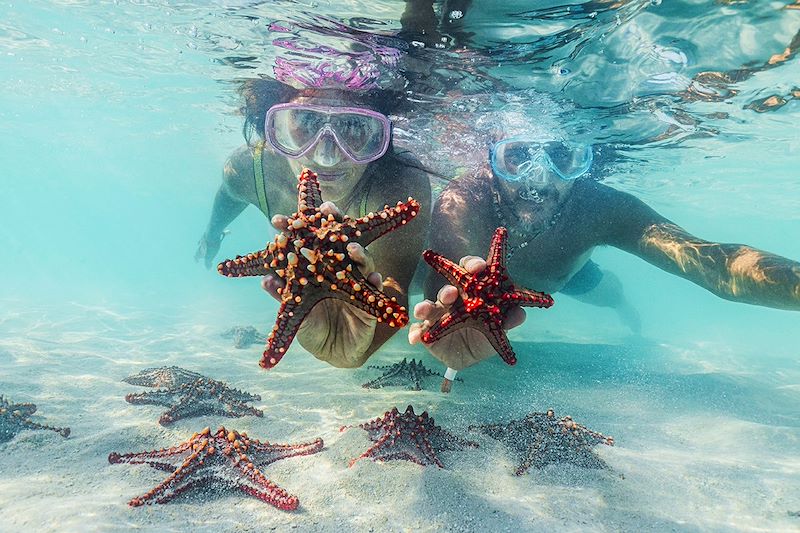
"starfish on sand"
421,226,554,366
220,326,267,349
344,405,477,468
123,367,263,426
362,358,454,391
218,168,420,370
108,426,323,510
469,409,614,475
0,395,70,443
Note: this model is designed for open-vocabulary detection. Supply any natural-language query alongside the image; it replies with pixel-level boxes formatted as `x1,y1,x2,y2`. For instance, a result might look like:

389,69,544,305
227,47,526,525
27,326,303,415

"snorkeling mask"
490,137,593,184
265,103,392,165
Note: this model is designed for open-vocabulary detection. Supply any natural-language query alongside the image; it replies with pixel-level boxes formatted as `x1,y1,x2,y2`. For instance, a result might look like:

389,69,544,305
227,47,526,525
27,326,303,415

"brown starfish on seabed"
362,358,455,391
421,226,554,366
343,405,478,468
108,426,323,510
218,168,420,370
469,409,614,475
123,367,263,426
0,395,70,443
220,326,267,349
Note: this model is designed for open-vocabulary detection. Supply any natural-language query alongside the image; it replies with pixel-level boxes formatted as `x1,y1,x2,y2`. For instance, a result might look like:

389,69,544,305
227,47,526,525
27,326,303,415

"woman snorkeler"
197,78,431,368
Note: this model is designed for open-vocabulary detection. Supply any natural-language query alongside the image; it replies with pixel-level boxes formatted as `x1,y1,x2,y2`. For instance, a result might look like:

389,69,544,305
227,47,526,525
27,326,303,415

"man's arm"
601,185,800,310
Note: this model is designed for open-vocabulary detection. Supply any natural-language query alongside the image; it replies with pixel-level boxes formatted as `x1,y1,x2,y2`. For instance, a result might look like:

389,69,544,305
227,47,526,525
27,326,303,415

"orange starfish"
109,426,322,510
218,168,419,369
421,226,554,365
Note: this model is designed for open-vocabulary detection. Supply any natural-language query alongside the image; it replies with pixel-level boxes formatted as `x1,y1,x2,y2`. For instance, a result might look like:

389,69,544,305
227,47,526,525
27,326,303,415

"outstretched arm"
603,185,800,311
195,158,249,269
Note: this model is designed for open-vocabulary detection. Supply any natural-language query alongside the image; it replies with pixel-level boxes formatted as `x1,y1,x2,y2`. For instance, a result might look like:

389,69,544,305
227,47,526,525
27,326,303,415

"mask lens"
493,141,537,181
492,138,593,181
330,112,385,160
266,104,390,163
542,141,592,180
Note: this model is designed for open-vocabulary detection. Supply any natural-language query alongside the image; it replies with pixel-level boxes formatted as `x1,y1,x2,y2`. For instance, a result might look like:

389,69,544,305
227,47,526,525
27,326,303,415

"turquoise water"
1,2,799,531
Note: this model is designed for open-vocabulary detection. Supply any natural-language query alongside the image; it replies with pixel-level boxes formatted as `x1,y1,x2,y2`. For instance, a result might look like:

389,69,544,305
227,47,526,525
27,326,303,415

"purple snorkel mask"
265,102,392,164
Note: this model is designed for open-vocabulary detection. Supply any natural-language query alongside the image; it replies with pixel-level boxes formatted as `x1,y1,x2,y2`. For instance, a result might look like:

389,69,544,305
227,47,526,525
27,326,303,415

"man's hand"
408,255,526,371
261,202,384,368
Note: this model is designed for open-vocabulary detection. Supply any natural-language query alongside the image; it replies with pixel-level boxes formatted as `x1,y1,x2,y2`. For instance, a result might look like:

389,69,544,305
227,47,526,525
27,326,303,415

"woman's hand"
408,256,527,371
261,202,384,368
194,230,228,270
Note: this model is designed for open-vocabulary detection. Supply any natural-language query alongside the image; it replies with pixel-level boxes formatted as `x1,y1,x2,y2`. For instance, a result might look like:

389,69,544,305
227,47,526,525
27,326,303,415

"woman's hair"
239,77,404,144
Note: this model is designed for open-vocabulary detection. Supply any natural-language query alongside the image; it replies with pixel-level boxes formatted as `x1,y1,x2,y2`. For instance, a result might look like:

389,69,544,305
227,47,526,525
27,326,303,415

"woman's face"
280,94,374,203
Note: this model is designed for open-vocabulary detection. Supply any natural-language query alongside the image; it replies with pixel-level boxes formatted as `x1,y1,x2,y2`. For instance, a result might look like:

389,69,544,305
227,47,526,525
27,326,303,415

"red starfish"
108,426,323,510
218,168,420,369
343,405,477,468
421,226,554,365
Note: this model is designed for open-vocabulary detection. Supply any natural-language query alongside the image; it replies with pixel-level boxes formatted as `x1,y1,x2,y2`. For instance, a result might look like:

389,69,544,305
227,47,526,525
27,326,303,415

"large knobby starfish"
343,405,478,468
1,395,70,443
218,168,420,369
108,426,323,510
469,409,614,475
421,226,554,365
123,367,263,426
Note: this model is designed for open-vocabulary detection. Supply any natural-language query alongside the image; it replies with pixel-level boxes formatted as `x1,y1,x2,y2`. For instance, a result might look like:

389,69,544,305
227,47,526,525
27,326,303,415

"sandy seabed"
0,298,798,533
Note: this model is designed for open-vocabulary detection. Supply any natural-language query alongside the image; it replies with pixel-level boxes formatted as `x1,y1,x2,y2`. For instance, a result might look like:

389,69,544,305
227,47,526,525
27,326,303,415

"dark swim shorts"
559,260,604,296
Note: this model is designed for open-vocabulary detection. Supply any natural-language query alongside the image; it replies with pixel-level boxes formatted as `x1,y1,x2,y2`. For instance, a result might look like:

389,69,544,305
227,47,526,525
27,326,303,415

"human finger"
320,201,343,220
436,285,459,306
366,271,383,291
271,214,289,231
260,274,285,301
347,242,376,274
408,322,424,345
414,300,436,320
504,306,527,330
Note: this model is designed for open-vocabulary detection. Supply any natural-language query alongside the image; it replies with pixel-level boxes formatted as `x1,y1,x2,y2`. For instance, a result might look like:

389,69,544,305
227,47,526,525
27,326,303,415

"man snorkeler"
410,136,800,374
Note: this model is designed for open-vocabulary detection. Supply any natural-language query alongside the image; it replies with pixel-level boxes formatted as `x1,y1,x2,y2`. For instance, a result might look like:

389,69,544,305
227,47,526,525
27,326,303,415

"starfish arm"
158,394,207,425
349,431,394,467
361,366,405,389
421,250,472,289
486,227,509,271
226,388,262,403
331,274,409,328
420,308,471,344
14,417,70,438
125,389,177,408
248,438,324,466
217,250,272,278
237,474,300,511
515,436,546,476
125,453,204,506
350,199,421,246
412,432,445,468
297,168,324,215
108,442,193,470
10,403,37,417
506,288,555,309
122,367,204,388
484,321,517,366
261,294,322,369
216,397,263,419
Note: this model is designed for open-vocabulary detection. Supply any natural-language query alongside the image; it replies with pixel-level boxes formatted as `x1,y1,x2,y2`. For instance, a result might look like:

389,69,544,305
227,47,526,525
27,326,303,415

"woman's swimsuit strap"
253,141,271,219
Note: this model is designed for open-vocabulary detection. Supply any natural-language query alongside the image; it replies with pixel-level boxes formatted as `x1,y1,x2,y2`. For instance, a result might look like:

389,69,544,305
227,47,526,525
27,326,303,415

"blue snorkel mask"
490,137,593,201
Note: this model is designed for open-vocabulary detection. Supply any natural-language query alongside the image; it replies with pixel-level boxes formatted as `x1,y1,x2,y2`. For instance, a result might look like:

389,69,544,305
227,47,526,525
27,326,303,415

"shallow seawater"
1,2,799,532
